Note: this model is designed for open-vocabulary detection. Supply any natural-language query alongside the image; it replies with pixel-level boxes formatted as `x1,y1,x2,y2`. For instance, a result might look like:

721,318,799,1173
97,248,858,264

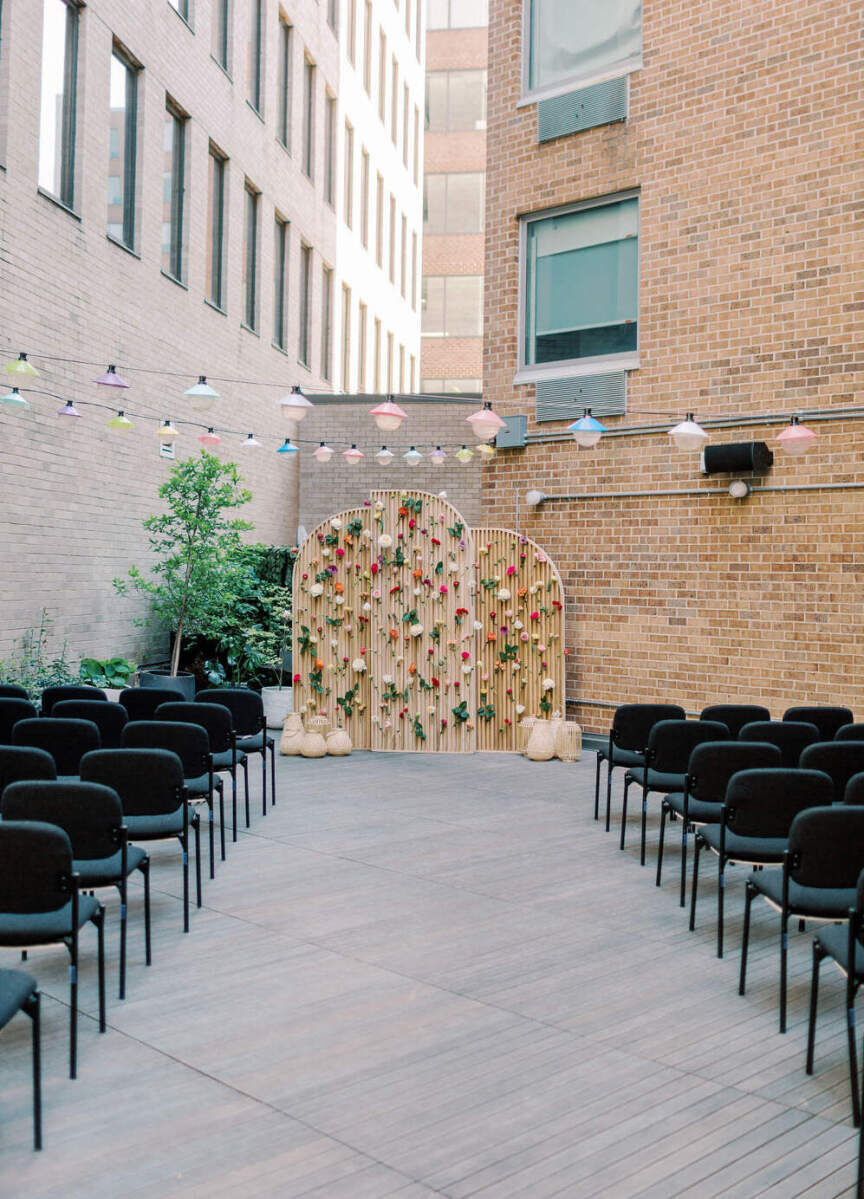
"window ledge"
210,55,233,82
204,297,227,316
297,359,312,373
168,5,195,34
514,356,639,385
517,59,642,108
246,100,265,123
160,268,188,290
37,187,81,221
240,322,260,337
271,341,291,357
106,233,141,259
276,137,292,156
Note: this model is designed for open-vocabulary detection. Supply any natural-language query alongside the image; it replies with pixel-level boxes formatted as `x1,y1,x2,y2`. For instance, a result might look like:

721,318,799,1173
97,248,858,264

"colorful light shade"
343,444,364,464
313,441,335,463
94,364,130,388
404,446,422,466
375,446,394,466
57,400,82,417
279,385,314,422
198,427,221,445
277,437,298,454
430,446,447,466
776,415,817,456
107,410,133,431
477,442,496,457
185,376,219,411
157,418,178,440
242,433,262,448
568,408,607,449
669,413,708,451
369,396,407,432
455,444,474,464
466,401,505,441
4,353,37,377
0,387,29,408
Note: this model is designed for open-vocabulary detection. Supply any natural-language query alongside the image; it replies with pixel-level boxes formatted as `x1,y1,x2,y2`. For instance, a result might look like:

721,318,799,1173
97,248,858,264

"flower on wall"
309,583,324,598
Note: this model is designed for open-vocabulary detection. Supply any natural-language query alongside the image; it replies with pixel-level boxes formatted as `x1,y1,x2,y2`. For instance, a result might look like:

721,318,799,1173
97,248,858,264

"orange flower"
314,658,324,670
487,631,497,642
389,628,399,640
408,663,417,675
334,582,344,595
413,568,422,579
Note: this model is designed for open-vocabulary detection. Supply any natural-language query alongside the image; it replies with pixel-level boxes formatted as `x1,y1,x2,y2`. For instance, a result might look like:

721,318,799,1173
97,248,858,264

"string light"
4,353,37,377
107,410,133,431
313,441,334,462
0,387,29,408
369,396,407,432
198,427,221,445
157,418,179,440
184,376,219,412
669,413,708,451
404,446,422,466
277,437,298,454
568,408,606,449
776,415,817,456
279,385,314,422
430,446,446,466
241,432,261,448
343,444,364,464
93,364,130,389
477,442,495,457
375,446,394,466
57,399,82,417
455,444,474,464
466,401,505,442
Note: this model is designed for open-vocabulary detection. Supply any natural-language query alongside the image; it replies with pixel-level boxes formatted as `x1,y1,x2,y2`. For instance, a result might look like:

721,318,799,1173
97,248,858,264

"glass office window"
161,102,187,279
425,70,486,132
526,0,641,97
421,276,483,336
298,243,312,365
38,0,79,205
273,215,289,348
106,49,137,247
243,181,259,330
424,172,484,234
206,145,227,308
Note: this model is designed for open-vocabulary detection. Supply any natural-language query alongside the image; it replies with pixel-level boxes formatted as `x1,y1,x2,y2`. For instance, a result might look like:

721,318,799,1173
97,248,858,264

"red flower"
409,518,416,529
292,673,301,683
456,607,468,616
461,650,470,660
302,573,308,580
432,677,440,688
389,585,401,594
431,537,441,546
371,563,379,575
530,611,540,621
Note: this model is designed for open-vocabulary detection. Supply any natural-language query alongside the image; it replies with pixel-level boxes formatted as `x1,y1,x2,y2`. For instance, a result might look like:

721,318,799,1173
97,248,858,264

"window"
427,0,487,28
416,0,422,56
399,345,405,390
522,195,638,372
106,48,138,248
411,231,417,308
426,70,486,131
410,354,416,390
343,121,354,227
400,215,407,297
386,332,394,390
169,0,190,19
422,276,483,337
373,317,382,390
327,0,337,33
524,0,641,100
363,2,372,93
424,172,485,234
302,57,315,178
402,83,409,166
273,215,289,348
248,0,262,111
378,31,386,121
298,243,312,366
324,93,336,204
358,302,368,390
347,0,357,64
39,0,79,207
212,0,230,69
360,148,370,247
413,106,419,185
390,57,398,145
206,145,227,308
321,265,333,380
278,16,292,149
375,172,384,266
388,193,396,283
422,377,481,392
162,101,187,280
243,181,259,329
341,284,351,389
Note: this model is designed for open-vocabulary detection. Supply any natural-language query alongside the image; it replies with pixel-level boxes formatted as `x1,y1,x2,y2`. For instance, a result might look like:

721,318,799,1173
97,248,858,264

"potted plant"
259,591,294,729
78,656,136,702
115,452,252,700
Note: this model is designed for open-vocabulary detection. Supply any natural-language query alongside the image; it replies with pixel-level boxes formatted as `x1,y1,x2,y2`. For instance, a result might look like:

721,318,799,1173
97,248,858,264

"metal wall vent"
535,373,627,423
538,76,628,143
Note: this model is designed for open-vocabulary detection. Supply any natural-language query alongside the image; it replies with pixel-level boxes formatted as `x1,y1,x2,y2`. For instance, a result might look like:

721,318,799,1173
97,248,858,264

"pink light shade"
57,400,82,417
466,402,506,441
369,397,408,432
198,427,222,446
343,444,364,464
776,415,817,456
93,364,130,388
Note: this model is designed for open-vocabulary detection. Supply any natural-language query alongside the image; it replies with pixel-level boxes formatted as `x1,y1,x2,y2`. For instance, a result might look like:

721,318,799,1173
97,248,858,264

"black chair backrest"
13,718,101,776
687,740,782,802
81,748,185,817
836,724,864,742
799,742,864,804
195,688,264,736
53,700,128,750
121,720,209,778
0,822,73,913
783,706,854,741
119,687,186,721
41,685,108,716
647,720,730,774
738,720,819,768
847,774,864,807
610,704,686,752
2,781,122,862
788,806,864,889
0,684,28,700
0,697,38,742
155,702,232,754
700,705,771,738
0,747,57,792
726,768,835,838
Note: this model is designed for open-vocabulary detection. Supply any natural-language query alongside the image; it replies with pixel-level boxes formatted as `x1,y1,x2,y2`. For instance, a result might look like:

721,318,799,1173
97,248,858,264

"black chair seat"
697,823,787,862
237,731,267,753
664,793,724,824
635,768,685,793
0,894,101,946
125,807,185,839
814,924,864,977
185,771,222,798
75,846,147,887
750,869,856,918
0,968,37,1030
212,748,244,770
607,746,644,768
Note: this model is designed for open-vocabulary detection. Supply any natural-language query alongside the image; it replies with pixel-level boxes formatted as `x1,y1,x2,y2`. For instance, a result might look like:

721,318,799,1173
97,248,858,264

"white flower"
361,528,373,540
330,517,343,530
335,595,345,605
473,620,483,631
382,674,393,685
330,638,338,649
542,677,555,691
321,547,331,558
309,583,324,597
513,620,524,630
461,663,473,674
409,622,424,636
374,499,384,510
515,704,526,715
413,587,422,596
351,658,367,672
448,562,458,573
363,602,372,612
497,588,511,601
378,533,393,548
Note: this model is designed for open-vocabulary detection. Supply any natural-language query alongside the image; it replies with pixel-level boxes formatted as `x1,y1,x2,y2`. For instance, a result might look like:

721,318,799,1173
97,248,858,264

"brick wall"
484,0,864,730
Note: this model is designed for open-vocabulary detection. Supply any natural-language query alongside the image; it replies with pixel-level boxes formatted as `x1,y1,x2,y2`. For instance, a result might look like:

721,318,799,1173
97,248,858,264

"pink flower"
440,585,448,594
336,548,345,557
292,673,301,683
506,565,516,575
530,611,540,621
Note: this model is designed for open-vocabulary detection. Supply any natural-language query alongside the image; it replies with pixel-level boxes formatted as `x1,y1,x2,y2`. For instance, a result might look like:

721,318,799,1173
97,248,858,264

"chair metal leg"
849,999,862,1128
69,931,78,1079
207,797,215,880
739,881,754,996
96,906,106,1034
619,778,631,851
194,814,202,907
605,763,614,832
218,781,226,863
261,749,267,815
656,804,668,887
270,741,276,806
181,831,189,933
119,876,128,1000
780,908,789,1033
28,991,41,1150
858,1038,864,1198
231,766,238,843
806,942,821,1074
680,823,688,909
640,791,648,867
142,858,152,965
689,836,701,932
594,753,602,821
243,758,250,827
717,856,726,959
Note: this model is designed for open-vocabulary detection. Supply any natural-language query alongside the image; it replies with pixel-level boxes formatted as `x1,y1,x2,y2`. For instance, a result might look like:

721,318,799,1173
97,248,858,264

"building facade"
0,0,423,663
483,0,864,729
420,0,487,395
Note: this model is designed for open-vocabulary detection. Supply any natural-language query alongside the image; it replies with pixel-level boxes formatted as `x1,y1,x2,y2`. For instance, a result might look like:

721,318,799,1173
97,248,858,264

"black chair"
0,969,41,1149
0,684,29,699
621,720,729,867
53,700,128,750
700,705,771,738
156,702,244,853
0,746,56,792
838,724,864,742
119,687,186,722
656,740,782,904
595,704,685,829
784,705,854,741
807,868,864,1125
739,806,864,1033
799,742,864,804
0,822,105,1078
41,685,107,716
739,719,820,768
691,767,834,957
13,718,101,778
2,781,150,1001
0,697,38,742
196,689,275,816
81,749,198,932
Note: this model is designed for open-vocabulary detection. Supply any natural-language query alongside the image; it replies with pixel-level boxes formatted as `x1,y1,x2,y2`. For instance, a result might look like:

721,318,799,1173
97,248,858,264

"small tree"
115,452,252,676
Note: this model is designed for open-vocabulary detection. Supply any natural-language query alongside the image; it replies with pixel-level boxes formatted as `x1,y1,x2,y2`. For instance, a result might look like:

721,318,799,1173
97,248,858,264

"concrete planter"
262,685,293,729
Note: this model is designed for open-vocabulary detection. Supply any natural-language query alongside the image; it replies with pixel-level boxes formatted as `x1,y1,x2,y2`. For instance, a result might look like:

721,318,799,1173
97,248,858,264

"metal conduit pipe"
535,481,864,502
524,406,864,444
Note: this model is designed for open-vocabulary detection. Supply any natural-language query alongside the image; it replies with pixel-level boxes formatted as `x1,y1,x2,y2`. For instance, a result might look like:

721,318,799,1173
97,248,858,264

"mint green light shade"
184,376,220,399
0,387,29,408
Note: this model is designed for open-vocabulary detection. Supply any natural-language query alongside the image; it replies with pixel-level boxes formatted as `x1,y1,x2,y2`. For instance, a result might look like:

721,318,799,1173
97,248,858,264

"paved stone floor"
0,751,858,1197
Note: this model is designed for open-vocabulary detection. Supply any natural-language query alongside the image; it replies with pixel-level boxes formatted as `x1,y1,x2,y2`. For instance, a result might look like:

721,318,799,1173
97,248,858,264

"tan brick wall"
420,337,484,380
423,233,485,275
484,0,864,729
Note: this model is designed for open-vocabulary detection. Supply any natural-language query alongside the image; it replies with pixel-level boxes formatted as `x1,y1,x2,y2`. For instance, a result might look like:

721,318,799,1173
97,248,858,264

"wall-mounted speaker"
700,441,773,476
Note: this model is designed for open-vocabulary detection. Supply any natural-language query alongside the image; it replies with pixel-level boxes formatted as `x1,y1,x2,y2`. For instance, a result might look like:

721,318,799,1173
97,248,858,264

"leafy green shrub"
79,657,136,689
0,610,77,701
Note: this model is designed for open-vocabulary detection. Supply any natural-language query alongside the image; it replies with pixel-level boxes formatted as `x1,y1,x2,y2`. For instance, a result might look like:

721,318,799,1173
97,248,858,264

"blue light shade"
0,387,29,408
567,409,607,448
277,438,298,454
